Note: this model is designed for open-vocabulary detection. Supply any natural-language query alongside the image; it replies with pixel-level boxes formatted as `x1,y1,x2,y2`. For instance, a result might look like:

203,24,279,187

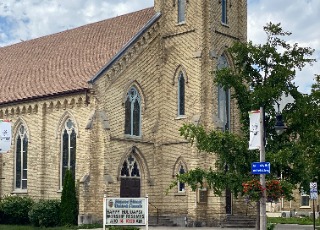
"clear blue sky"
1,0,319,93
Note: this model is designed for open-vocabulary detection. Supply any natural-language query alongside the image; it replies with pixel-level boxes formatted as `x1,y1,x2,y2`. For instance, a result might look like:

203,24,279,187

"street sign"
251,162,270,174
310,182,318,200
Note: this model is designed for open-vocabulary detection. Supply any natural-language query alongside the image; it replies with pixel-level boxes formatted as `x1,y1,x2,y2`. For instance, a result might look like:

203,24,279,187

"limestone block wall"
0,93,93,202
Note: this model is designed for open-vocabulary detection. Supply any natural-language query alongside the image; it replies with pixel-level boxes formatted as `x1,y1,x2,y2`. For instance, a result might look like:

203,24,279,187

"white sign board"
249,110,261,150
310,182,318,200
0,120,12,153
103,196,148,230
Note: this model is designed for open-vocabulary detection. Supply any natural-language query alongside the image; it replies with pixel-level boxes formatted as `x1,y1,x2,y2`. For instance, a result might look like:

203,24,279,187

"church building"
0,0,249,226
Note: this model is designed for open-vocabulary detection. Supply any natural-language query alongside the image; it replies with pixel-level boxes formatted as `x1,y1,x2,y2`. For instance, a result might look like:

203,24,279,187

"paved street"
81,224,316,230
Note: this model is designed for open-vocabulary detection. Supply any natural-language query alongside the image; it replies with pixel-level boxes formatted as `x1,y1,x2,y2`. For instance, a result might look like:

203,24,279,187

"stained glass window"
178,165,185,192
120,155,140,178
15,124,28,190
61,119,76,187
124,87,141,136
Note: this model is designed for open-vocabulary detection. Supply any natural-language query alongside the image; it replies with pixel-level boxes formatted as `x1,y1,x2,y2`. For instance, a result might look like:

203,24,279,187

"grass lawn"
0,224,102,230
268,217,320,226
0,225,77,230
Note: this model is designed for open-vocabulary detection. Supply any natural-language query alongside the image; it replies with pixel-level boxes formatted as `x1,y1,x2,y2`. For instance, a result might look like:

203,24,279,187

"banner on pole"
0,119,12,154
249,110,261,150
310,182,318,200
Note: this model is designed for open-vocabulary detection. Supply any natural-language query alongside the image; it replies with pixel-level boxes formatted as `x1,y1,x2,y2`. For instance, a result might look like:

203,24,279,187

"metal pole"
103,194,107,230
260,107,266,230
146,194,149,230
313,199,315,230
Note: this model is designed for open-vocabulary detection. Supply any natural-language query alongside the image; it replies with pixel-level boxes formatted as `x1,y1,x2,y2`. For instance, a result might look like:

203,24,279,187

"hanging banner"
248,110,261,150
0,119,12,153
310,182,318,200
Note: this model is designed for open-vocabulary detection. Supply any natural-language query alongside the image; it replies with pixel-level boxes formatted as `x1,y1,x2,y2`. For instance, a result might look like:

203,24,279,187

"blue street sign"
251,162,270,174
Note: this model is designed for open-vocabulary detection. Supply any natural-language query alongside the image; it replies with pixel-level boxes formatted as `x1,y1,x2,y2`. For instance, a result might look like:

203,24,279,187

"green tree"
176,23,318,201
60,170,78,226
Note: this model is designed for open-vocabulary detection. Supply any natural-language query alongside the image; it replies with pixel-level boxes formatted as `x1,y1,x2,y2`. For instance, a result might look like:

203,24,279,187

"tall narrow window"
221,0,227,24
125,87,141,136
177,0,186,23
178,72,185,116
217,54,230,131
178,165,185,192
61,119,76,187
15,125,28,190
301,190,310,207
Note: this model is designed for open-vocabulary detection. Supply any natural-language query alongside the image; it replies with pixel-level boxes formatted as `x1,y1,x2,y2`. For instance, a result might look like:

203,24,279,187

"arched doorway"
120,154,141,197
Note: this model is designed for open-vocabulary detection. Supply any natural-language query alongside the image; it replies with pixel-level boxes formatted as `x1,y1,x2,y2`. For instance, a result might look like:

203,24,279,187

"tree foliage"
177,22,319,199
60,170,78,226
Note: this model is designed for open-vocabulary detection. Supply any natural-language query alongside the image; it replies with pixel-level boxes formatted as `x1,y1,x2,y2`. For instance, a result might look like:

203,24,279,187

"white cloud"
248,0,320,93
0,0,153,46
1,0,319,93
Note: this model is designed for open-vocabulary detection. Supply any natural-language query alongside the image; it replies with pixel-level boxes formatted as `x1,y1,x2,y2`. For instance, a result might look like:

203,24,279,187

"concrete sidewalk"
80,224,315,230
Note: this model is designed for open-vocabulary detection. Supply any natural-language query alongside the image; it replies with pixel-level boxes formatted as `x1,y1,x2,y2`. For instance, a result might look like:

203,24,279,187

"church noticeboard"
104,197,147,226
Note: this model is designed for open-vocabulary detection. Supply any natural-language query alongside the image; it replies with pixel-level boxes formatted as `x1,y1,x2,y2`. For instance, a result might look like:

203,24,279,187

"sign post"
103,195,148,230
310,182,317,230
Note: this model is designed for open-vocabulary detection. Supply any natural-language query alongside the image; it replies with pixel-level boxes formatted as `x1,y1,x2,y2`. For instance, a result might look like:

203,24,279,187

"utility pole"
260,106,266,230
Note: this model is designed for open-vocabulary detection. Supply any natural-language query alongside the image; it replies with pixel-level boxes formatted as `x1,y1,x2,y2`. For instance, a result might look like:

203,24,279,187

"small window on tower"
221,0,228,24
177,0,186,23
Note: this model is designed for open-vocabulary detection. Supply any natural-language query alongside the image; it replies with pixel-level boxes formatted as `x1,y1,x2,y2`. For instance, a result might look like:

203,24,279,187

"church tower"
152,0,248,226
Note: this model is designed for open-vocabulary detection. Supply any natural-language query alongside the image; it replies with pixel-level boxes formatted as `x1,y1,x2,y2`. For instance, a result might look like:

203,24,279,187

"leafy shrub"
60,169,78,226
0,205,3,223
267,223,276,230
28,199,61,227
80,223,103,229
0,195,34,224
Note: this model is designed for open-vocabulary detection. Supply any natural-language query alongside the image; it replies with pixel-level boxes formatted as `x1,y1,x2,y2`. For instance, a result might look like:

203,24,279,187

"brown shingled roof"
0,7,156,105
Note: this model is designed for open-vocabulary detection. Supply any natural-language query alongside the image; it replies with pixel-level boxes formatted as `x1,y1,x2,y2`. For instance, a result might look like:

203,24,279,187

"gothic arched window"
178,165,185,192
217,54,230,132
120,155,140,178
15,124,28,190
125,87,141,136
61,119,76,187
178,72,185,116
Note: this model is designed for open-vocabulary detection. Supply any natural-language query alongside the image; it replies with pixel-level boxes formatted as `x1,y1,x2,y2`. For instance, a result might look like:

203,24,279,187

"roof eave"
89,12,161,84
0,88,89,107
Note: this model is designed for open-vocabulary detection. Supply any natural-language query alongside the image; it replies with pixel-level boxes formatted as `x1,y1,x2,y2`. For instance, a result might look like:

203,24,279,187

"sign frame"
103,195,149,230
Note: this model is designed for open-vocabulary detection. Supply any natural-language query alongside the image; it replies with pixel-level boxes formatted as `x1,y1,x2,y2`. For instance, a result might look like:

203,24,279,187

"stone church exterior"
0,0,281,226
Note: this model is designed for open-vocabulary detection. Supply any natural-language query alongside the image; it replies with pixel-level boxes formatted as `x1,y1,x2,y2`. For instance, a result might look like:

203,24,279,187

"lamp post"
259,106,266,230
259,104,286,230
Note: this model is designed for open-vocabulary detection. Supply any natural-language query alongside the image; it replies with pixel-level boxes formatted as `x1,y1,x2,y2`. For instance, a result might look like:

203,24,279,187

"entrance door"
120,154,141,197
226,188,232,214
120,178,140,197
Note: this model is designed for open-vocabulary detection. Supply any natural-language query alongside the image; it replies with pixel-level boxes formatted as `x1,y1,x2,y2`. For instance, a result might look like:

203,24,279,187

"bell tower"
152,0,248,225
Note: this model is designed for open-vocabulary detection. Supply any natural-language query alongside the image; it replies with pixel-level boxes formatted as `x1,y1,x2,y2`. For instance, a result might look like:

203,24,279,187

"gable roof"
0,7,157,105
